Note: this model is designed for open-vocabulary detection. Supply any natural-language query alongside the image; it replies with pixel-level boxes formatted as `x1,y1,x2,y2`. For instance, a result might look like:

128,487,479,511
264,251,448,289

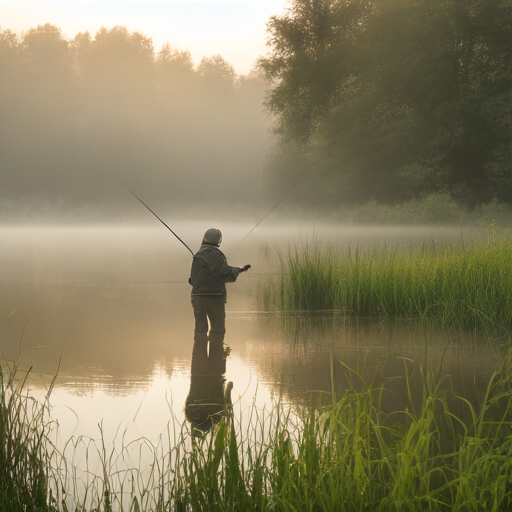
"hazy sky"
1,0,287,74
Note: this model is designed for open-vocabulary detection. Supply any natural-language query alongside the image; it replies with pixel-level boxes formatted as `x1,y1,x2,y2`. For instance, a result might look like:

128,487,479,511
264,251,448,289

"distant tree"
0,29,21,100
21,23,73,107
76,25,157,121
156,43,197,102
157,43,193,71
0,22,271,218
197,54,238,94
69,31,92,74
192,55,240,143
87,25,154,76
0,28,20,65
23,23,69,75
0,29,22,168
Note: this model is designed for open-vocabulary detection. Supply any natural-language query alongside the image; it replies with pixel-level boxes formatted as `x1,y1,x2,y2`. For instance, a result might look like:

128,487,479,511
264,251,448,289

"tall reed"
258,231,512,331
0,347,59,512
3,348,512,511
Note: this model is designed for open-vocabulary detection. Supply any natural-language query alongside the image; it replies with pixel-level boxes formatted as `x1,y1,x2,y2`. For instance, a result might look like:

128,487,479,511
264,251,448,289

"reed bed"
2,348,512,511
0,349,58,512
258,230,512,331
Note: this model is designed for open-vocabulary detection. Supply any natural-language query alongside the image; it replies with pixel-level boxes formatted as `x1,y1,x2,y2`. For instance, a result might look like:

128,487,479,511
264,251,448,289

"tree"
197,54,239,100
260,0,370,144
0,22,272,218
0,29,22,107
22,23,70,76
76,25,157,120
260,0,512,206
156,43,197,104
20,23,74,112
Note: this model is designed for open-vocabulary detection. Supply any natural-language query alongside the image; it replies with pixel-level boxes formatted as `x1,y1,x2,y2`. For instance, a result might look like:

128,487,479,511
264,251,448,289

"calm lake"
0,223,504,458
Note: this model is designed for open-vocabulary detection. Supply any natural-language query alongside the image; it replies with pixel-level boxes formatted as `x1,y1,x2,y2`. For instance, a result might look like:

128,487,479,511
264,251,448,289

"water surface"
0,223,501,446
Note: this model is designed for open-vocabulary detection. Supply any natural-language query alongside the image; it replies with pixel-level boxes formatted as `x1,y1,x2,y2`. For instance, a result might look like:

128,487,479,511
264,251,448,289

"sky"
0,0,288,74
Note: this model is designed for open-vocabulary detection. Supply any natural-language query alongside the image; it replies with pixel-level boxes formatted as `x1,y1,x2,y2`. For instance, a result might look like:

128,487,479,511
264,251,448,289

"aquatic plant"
3,346,512,511
0,345,59,512
258,231,512,331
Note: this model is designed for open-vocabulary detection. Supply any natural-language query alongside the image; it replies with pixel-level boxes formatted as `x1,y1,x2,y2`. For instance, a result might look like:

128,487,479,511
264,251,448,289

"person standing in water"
189,227,250,338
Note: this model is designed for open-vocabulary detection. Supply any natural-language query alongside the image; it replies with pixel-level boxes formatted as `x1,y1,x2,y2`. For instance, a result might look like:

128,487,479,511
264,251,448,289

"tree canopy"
0,24,270,222
260,0,512,207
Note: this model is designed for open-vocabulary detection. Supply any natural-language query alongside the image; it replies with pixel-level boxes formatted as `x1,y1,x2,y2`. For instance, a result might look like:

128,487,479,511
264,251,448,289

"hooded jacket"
190,244,240,299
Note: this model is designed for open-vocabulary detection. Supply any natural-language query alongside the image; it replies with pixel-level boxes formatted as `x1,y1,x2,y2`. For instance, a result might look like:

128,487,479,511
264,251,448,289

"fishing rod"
124,185,195,257
125,186,243,292
235,152,328,247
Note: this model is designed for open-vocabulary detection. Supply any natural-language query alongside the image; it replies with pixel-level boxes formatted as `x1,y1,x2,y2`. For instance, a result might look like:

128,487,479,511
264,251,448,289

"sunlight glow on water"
29,353,274,447
1,222,501,477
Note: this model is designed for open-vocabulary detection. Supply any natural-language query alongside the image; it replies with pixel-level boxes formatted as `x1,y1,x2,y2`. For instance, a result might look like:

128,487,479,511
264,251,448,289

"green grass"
258,229,512,331
3,346,512,511
0,345,59,512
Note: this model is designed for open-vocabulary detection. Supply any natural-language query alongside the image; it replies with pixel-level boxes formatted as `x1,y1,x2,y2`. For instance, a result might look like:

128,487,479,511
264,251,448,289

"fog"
2,22,511,228
0,24,272,224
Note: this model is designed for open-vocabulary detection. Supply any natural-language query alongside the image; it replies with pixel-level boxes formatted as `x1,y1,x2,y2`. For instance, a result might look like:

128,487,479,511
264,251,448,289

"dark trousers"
191,295,226,335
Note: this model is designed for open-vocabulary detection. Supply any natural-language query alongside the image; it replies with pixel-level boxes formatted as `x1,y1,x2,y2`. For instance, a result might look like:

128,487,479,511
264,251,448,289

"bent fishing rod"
124,186,195,257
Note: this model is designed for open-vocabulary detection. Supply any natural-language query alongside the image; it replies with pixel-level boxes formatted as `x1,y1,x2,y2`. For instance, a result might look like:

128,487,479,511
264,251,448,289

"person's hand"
239,264,251,272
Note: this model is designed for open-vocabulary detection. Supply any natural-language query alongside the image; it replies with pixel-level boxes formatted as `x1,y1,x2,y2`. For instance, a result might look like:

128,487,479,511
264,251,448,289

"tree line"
260,0,512,208
0,24,270,222
2,3,511,224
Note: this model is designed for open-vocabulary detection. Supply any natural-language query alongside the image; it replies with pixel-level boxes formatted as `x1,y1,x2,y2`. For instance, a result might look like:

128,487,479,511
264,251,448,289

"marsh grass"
0,344,59,512
2,343,512,511
258,229,512,331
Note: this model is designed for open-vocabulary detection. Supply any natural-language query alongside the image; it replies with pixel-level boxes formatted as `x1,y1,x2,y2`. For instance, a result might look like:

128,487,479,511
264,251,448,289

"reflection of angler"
185,333,232,433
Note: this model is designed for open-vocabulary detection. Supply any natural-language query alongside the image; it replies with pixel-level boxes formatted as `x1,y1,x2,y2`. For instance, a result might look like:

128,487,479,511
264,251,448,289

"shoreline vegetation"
258,226,512,333
3,230,512,511
2,348,512,511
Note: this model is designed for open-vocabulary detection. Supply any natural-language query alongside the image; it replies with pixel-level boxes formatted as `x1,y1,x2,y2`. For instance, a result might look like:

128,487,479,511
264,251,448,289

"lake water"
0,223,505,475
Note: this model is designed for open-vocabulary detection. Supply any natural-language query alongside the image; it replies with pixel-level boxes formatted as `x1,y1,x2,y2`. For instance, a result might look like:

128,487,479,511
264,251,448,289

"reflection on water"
0,224,261,383
0,224,502,440
247,313,507,425
185,333,230,433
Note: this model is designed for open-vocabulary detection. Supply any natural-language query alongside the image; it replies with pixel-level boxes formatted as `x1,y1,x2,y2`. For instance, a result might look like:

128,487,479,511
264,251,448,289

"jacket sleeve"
216,253,240,282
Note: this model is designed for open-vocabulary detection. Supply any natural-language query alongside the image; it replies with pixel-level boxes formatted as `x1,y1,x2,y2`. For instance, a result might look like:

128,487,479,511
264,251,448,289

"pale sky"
0,0,288,74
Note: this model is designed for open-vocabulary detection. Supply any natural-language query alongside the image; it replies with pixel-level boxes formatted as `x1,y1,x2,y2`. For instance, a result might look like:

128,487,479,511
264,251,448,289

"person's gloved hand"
239,264,251,272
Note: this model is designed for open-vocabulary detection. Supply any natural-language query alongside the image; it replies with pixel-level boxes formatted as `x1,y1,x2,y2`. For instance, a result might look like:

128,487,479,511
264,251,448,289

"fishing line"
235,152,328,247
126,187,237,295
124,185,195,257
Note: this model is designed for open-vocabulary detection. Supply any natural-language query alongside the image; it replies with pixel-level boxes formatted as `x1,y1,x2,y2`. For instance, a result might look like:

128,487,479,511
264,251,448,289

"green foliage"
3,345,512,510
332,194,512,226
258,231,512,331
169,356,512,512
260,0,512,207
0,349,57,512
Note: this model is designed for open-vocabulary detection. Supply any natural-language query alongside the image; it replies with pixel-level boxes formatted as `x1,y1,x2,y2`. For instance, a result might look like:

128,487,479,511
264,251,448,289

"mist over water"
0,226,496,374
2,10,511,508
0,221,506,489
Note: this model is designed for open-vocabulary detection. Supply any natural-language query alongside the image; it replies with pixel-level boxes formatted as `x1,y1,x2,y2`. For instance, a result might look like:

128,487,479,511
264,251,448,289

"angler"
125,188,250,340
189,227,250,340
